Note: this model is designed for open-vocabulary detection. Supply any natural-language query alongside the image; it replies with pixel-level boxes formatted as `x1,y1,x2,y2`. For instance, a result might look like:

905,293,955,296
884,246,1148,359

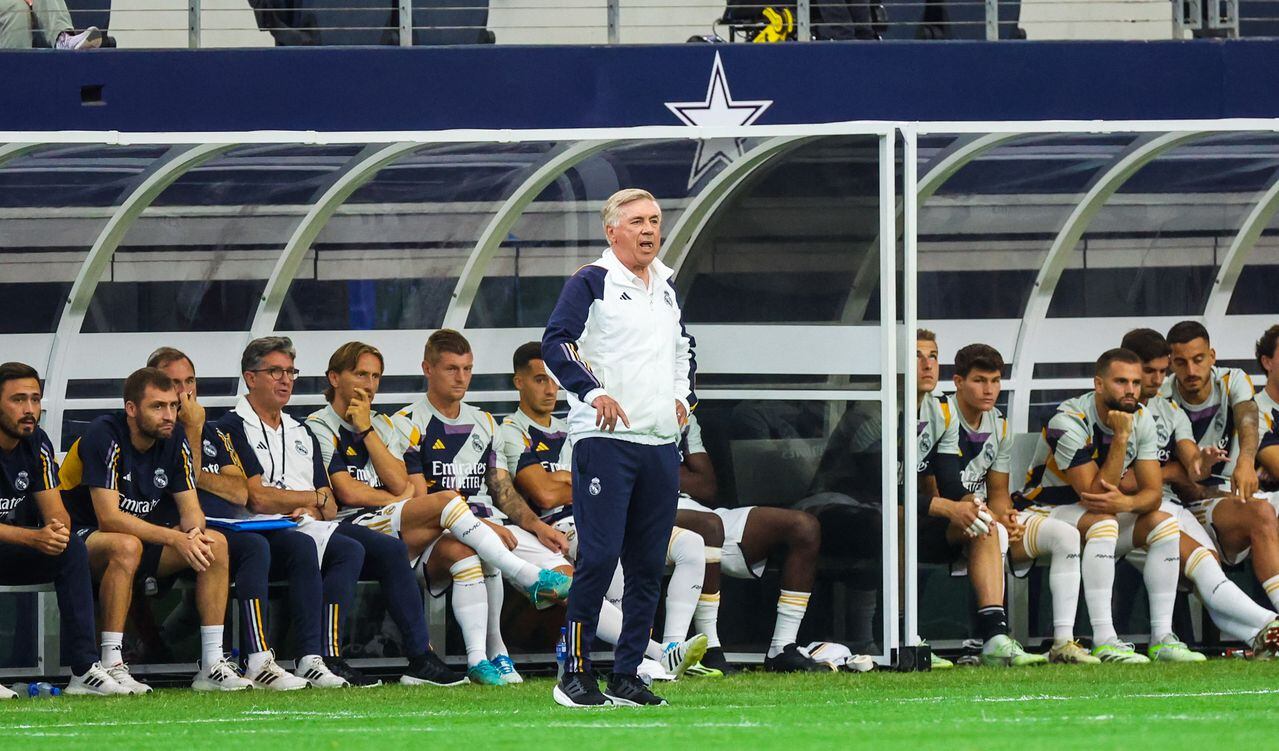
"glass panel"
678,136,880,325
276,142,559,331
0,145,165,333
466,139,707,329
1047,133,1279,318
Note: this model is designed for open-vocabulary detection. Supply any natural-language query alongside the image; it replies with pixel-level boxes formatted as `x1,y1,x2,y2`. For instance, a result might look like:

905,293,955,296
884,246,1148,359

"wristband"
354,426,374,441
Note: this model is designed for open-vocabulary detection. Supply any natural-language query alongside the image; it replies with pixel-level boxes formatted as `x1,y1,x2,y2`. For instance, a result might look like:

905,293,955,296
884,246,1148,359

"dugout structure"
4,120,1279,671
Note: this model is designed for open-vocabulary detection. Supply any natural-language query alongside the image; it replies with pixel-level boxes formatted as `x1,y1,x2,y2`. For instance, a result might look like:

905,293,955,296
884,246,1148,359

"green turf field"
4,662,1278,750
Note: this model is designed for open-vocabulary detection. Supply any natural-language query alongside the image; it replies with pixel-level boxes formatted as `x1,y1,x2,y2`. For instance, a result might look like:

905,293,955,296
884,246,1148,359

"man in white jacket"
543,188,701,708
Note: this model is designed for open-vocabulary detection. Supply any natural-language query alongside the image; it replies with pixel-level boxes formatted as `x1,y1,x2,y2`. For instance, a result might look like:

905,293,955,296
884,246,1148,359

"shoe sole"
253,681,308,691
401,674,468,687
553,684,613,708
64,686,131,697
668,634,709,679
603,692,667,707
192,681,251,692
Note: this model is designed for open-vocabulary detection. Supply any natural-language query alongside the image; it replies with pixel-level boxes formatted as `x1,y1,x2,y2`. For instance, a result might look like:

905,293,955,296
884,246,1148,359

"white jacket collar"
600,247,674,287
235,395,302,431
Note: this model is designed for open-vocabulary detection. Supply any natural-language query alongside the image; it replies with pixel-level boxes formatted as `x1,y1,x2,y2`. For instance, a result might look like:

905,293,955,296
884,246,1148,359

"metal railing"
2,1,1265,56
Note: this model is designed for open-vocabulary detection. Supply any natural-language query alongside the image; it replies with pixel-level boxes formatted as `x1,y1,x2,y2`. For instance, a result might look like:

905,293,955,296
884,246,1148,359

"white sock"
441,497,539,589
661,529,705,644
694,592,722,649
1186,547,1276,643
199,625,224,667
246,650,271,674
483,562,509,658
1082,519,1120,645
1144,517,1181,641
1262,574,1279,613
605,564,625,610
448,556,489,667
595,597,665,661
769,590,810,658
100,631,123,666
1026,516,1082,644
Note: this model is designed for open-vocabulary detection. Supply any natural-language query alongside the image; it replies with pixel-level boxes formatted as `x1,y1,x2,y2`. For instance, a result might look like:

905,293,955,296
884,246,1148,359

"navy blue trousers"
564,438,679,675
334,523,430,658
0,533,98,675
222,527,364,659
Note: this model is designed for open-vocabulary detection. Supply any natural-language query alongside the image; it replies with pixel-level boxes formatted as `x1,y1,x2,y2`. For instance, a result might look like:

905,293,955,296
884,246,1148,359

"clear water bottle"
12,682,61,698
555,626,567,679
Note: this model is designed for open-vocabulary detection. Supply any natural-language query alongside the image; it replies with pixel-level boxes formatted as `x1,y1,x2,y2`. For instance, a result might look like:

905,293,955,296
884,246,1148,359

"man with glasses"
218,336,465,687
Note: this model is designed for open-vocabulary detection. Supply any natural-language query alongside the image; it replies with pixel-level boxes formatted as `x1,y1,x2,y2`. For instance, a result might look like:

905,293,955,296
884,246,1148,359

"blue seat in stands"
411,0,491,45
297,0,396,45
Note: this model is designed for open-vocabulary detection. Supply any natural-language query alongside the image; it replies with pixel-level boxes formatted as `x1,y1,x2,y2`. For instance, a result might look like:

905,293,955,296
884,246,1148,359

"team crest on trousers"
589,477,602,496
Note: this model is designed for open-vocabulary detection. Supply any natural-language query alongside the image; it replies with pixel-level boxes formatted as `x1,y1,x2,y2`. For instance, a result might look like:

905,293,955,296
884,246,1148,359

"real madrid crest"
589,477,602,496
295,439,309,455
153,468,168,489
202,439,217,458
14,471,29,492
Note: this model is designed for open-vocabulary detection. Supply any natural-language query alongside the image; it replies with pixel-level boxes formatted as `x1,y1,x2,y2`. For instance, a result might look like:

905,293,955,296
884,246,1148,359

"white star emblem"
665,52,773,187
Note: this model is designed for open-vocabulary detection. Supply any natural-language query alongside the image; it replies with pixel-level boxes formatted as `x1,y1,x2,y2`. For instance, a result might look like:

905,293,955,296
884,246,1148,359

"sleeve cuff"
582,388,608,407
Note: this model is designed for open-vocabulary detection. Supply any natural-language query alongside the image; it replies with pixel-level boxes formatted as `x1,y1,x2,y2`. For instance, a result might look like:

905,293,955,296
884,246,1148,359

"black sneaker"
604,673,667,706
401,651,468,687
323,656,380,686
763,643,826,673
699,647,740,675
553,671,611,708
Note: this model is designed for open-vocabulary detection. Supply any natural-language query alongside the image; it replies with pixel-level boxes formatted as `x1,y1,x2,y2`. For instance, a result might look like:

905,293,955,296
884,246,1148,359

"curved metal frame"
42,143,239,448
247,142,429,340
1008,131,1213,432
441,140,620,329
1203,167,1279,324
841,132,1026,324
659,136,817,277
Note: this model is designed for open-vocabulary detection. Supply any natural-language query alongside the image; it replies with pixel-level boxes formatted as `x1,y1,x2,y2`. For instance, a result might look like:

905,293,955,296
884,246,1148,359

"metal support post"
985,0,998,40
399,0,412,46
607,0,619,44
188,0,201,48
797,0,811,40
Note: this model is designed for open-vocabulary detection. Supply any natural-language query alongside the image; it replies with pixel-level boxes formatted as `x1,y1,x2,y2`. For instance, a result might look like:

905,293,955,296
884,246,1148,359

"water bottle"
12,682,61,698
555,626,567,679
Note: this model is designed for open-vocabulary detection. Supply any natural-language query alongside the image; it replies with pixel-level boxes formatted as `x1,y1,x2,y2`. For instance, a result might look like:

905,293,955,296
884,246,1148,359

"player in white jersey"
953,344,1094,665
1015,348,1194,663
909,333,1044,668
1159,322,1279,609
310,340,571,686
500,342,711,680
1246,325,1279,613
1120,328,1279,657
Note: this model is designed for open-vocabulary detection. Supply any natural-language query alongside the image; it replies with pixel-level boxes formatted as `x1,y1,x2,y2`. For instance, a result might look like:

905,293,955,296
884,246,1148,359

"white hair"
600,188,659,231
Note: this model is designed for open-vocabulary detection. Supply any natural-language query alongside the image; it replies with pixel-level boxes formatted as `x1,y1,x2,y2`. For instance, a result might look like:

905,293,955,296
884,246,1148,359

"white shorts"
508,524,571,571
1181,493,1279,565
676,495,763,579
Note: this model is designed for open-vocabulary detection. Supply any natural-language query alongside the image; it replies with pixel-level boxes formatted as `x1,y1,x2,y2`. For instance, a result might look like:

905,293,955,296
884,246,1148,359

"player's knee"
1145,514,1179,547
1084,517,1119,543
669,529,705,566
107,534,143,570
1042,519,1080,555
678,512,724,546
787,512,822,551
434,537,473,564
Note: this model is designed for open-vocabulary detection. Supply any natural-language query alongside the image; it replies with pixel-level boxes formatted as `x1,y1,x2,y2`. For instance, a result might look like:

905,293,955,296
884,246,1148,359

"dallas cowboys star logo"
665,52,773,188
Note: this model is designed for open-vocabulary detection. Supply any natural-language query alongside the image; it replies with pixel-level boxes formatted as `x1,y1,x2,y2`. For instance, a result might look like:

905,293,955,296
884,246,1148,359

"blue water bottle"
556,626,567,679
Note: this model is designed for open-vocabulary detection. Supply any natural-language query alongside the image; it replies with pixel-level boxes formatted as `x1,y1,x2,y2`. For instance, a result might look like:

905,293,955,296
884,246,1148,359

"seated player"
61,367,252,692
954,345,1097,664
672,410,826,673
307,340,568,686
0,362,128,697
1015,348,1197,663
1119,329,1279,656
150,346,343,689
1251,325,1279,615
1161,321,1279,615
217,336,464,687
499,342,710,679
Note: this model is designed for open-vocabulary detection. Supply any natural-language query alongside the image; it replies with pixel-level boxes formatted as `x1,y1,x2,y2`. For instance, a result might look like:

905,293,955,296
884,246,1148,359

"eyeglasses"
249,367,300,381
